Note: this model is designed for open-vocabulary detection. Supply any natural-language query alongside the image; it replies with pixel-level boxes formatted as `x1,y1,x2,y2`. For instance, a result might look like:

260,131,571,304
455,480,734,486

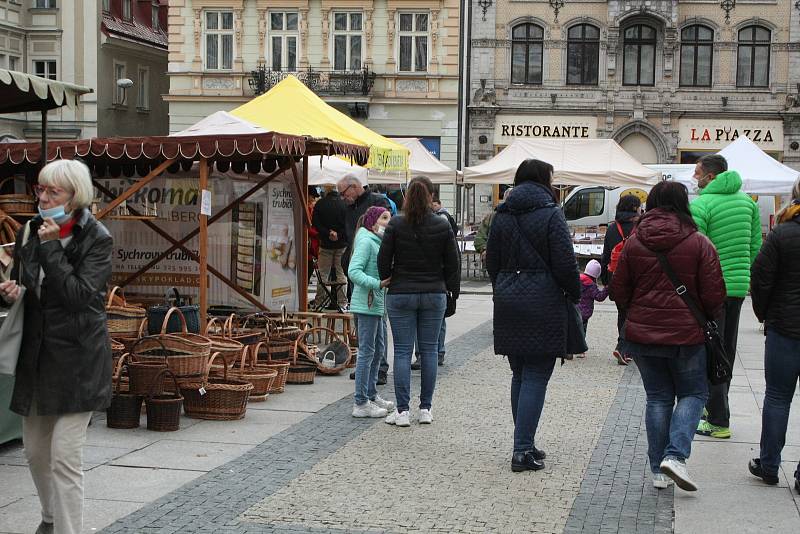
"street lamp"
720,0,735,24
549,0,565,23
477,0,492,22
116,78,133,106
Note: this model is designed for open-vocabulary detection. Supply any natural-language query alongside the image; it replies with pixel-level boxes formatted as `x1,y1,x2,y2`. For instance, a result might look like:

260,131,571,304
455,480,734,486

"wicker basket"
145,369,183,432
223,314,265,346
286,360,317,384
204,317,245,363
106,357,142,429
132,309,211,382
127,354,168,396
229,346,278,401
106,286,146,336
180,352,254,420
0,177,35,215
296,327,352,376
251,343,290,393
115,319,147,354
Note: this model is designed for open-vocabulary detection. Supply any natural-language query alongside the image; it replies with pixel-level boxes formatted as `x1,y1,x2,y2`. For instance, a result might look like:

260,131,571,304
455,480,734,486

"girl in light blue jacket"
348,206,395,418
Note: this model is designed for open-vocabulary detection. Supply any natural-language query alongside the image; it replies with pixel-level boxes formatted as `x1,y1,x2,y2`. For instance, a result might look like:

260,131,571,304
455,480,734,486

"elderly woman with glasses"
0,160,113,534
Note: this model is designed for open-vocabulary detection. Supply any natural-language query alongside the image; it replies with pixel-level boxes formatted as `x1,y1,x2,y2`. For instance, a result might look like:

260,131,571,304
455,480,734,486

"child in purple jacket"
577,260,608,357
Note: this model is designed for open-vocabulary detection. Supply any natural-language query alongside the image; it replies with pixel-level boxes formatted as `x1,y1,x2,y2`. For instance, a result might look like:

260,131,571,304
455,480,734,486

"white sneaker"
352,402,387,418
419,408,433,424
652,473,673,489
385,409,410,427
659,458,697,491
371,395,395,412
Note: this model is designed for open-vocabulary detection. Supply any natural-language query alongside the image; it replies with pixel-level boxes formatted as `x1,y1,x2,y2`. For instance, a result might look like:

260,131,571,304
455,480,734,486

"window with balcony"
204,11,234,71
270,12,298,72
398,13,428,72
737,25,770,87
33,60,56,80
34,0,55,8
333,12,362,71
680,25,713,87
623,24,656,86
511,23,543,85
113,62,126,104
122,0,131,21
138,67,149,110
152,3,160,31
566,24,599,85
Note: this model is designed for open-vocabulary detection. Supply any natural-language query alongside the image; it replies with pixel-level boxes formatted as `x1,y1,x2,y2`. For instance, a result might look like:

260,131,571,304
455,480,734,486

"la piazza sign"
678,119,784,152
494,115,596,143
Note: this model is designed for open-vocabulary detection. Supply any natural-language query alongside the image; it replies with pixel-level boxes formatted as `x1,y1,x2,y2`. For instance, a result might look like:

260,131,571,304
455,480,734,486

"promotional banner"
102,168,300,311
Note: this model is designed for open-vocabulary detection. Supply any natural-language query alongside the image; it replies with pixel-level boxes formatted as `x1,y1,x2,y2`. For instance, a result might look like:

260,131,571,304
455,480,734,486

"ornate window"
680,25,713,87
737,25,770,87
511,23,544,85
398,13,429,72
270,12,299,72
566,24,599,86
204,11,234,71
623,24,656,86
332,12,363,71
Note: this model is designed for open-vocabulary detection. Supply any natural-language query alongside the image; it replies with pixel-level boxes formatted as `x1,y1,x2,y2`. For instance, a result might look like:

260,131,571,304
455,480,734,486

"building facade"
467,0,800,221
0,0,168,143
166,0,461,199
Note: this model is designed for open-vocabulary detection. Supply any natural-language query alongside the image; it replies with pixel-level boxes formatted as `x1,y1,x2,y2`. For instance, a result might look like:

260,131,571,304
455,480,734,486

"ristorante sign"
678,119,784,151
494,115,596,143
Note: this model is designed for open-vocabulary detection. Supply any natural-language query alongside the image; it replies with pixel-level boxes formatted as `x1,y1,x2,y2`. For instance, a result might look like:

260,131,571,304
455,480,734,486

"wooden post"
198,158,209,333
299,156,309,311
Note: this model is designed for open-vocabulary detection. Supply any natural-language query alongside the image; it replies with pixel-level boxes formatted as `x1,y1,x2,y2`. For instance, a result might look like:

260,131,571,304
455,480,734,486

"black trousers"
706,297,745,428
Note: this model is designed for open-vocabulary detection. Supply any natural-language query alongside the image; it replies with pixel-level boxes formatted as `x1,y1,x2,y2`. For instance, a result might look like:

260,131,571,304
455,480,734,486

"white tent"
714,137,796,195
367,138,457,184
463,138,659,186
171,111,267,136
307,155,368,186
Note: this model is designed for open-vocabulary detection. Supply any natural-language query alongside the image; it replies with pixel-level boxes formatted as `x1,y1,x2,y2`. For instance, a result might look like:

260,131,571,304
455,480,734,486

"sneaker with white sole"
659,458,697,491
385,409,411,427
652,473,673,489
419,408,433,424
371,395,395,412
352,402,387,418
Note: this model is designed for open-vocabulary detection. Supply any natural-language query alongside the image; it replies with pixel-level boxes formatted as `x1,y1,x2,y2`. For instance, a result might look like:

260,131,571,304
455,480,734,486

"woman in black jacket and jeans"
601,194,641,365
748,177,800,492
378,176,460,427
486,159,581,472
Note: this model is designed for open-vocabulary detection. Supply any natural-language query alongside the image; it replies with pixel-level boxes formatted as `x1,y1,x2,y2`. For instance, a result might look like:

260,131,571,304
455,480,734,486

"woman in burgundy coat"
611,181,726,493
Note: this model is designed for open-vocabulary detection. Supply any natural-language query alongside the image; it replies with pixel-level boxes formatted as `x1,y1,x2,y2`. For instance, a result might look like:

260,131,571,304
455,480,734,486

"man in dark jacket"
311,186,348,307
601,194,641,365
337,175,391,382
748,190,800,490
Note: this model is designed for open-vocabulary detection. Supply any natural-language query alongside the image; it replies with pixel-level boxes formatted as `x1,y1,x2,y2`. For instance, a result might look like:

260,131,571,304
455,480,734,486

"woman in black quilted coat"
486,159,581,473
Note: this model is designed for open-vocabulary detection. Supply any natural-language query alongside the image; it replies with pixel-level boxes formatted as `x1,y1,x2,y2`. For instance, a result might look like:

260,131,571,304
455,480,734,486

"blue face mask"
38,204,71,223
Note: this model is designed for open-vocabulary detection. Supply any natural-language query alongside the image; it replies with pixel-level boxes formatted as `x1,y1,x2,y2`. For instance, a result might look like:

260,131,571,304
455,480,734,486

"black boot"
511,451,545,472
531,446,546,461
748,458,779,485
377,371,387,385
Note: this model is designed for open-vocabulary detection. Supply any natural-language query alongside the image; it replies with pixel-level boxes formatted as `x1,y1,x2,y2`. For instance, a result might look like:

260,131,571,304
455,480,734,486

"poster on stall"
102,167,300,311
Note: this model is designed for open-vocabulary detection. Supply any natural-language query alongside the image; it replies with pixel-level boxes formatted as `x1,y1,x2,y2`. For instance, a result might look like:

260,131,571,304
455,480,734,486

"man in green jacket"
474,187,512,261
690,154,762,439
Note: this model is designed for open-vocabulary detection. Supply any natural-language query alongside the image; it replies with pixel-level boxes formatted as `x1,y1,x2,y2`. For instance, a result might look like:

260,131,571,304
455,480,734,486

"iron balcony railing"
248,64,376,96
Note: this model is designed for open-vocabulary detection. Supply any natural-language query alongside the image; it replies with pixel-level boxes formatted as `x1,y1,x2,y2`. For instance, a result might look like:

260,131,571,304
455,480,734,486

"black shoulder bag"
509,211,587,356
652,252,732,385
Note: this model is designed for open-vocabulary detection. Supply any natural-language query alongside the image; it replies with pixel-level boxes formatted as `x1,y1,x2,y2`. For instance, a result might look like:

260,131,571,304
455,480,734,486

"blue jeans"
634,348,708,473
386,293,446,412
508,355,557,453
760,329,800,477
353,313,386,406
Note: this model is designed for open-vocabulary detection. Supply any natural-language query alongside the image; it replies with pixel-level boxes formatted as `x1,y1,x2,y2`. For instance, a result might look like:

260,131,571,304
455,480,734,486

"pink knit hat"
362,206,388,231
584,259,602,279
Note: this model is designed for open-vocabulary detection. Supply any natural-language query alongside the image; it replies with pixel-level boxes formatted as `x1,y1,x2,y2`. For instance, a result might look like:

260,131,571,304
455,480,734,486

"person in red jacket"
611,181,726,493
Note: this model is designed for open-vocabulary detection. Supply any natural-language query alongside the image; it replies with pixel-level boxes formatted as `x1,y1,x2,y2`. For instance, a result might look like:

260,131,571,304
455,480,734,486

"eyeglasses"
33,185,69,198
339,184,355,195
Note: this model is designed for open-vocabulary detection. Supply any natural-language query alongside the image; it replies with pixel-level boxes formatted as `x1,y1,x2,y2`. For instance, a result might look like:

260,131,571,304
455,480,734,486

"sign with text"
678,119,784,151
494,115,596,143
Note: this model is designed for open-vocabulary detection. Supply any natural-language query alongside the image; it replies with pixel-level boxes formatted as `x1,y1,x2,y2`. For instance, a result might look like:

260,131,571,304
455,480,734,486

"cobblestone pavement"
101,307,641,534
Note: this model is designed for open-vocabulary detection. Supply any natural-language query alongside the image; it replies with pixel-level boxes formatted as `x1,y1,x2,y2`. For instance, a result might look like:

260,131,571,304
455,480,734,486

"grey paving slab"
110,440,256,472
84,466,201,502
0,464,36,508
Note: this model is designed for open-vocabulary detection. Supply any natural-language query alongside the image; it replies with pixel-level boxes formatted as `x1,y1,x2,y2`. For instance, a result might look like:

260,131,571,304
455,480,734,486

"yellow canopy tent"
231,75,408,172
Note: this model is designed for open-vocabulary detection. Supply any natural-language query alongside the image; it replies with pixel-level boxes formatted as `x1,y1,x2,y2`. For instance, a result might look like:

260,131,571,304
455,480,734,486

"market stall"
463,138,659,186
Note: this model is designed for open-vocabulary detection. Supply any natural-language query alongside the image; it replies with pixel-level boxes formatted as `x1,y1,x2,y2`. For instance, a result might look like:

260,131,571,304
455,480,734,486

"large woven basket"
132,309,211,382
145,369,183,432
106,286,146,336
251,342,289,393
106,356,142,429
180,352,253,420
115,319,147,354
229,346,278,401
0,177,35,215
296,327,351,376
223,314,265,346
204,317,245,363
127,354,168,396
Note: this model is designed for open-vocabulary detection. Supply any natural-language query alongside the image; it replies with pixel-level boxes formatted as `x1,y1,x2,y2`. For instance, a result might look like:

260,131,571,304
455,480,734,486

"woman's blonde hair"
38,159,94,209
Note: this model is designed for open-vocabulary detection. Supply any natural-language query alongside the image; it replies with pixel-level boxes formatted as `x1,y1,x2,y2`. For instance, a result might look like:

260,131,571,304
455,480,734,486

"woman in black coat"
748,177,800,492
486,159,580,472
601,194,641,365
0,160,113,534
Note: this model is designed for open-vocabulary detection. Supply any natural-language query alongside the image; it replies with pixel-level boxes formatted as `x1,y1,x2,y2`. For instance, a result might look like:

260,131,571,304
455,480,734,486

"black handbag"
652,252,733,386
445,292,457,318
